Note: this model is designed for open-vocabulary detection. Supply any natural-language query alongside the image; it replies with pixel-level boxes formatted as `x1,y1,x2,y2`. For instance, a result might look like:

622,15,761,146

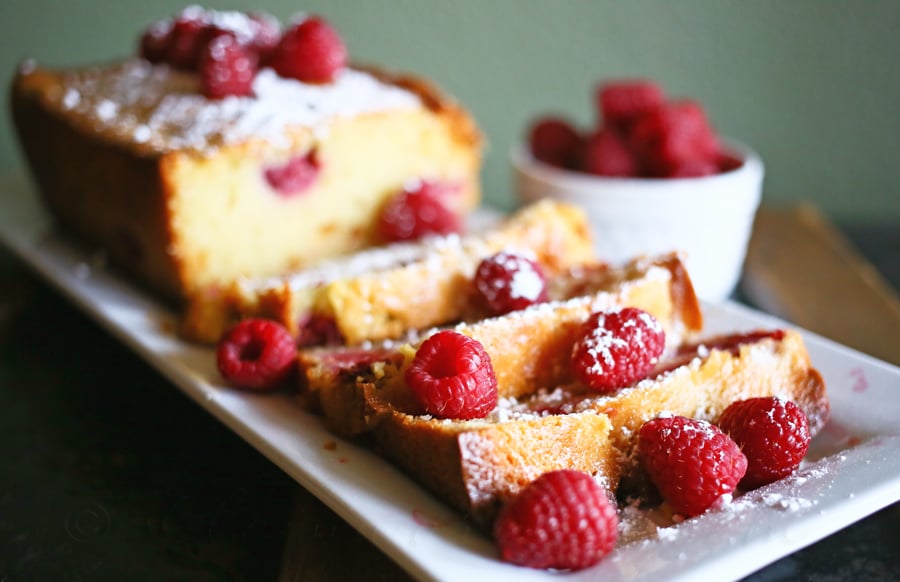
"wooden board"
743,204,900,366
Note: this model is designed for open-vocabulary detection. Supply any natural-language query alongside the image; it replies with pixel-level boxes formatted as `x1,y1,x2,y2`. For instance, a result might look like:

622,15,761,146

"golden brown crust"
372,411,614,528
11,66,186,302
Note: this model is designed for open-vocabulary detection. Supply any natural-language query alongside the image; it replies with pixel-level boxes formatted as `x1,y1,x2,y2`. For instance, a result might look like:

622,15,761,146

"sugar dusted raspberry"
200,34,257,99
580,129,639,177
494,470,618,570
166,7,210,70
405,330,498,420
718,397,811,489
376,181,462,243
271,15,347,83
597,79,666,131
571,308,665,392
264,150,321,196
630,100,720,177
139,20,173,64
473,251,548,316
216,318,296,391
639,415,747,517
528,117,581,169
247,12,282,63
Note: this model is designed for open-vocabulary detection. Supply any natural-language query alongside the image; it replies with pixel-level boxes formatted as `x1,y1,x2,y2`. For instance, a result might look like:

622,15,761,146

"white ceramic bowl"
512,141,764,302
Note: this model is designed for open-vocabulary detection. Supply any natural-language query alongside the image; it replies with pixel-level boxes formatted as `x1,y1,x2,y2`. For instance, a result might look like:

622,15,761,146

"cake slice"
10,8,482,303
306,328,827,528
181,199,596,344
299,252,703,419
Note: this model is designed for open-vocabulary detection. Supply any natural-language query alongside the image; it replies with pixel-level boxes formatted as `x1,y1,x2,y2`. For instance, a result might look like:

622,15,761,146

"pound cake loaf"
10,7,482,303
303,327,827,528
182,199,595,344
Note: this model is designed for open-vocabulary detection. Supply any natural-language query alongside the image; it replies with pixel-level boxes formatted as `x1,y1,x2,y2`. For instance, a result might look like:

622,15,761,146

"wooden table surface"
0,206,897,581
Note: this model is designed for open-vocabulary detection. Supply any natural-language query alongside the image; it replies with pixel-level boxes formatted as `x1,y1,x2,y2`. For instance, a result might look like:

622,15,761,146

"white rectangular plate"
2,174,899,582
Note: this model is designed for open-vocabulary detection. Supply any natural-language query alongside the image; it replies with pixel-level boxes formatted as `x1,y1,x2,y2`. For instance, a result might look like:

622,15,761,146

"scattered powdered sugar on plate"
613,450,850,555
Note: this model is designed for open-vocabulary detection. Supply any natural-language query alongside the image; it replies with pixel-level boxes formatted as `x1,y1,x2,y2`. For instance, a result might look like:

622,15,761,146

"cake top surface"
33,58,423,154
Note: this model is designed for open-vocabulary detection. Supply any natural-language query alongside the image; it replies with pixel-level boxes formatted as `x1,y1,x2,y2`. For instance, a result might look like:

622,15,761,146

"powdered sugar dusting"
44,59,421,154
614,450,851,554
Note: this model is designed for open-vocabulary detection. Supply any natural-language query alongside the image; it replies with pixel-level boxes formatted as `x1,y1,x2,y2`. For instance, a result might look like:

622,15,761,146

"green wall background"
2,1,898,222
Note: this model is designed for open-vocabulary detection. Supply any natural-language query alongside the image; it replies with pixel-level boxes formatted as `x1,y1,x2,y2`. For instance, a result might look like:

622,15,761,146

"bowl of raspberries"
512,79,764,302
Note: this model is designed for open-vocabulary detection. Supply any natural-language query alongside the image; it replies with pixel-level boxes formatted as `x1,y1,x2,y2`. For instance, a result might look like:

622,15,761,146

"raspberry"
376,181,462,243
597,79,666,132
264,150,321,196
639,416,748,517
139,20,173,64
630,100,720,177
493,470,618,570
270,16,347,83
166,7,210,70
718,151,744,173
199,34,257,99
528,117,581,169
664,158,719,178
247,12,282,64
296,314,343,348
216,318,296,391
718,397,811,490
580,129,638,177
473,251,548,316
571,308,665,392
405,330,498,419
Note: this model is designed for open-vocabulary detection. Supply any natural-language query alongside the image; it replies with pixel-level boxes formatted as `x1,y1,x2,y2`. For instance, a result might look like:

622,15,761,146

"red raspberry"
166,8,210,70
639,415,748,517
405,330,498,419
296,314,343,348
571,308,665,392
528,117,581,169
247,12,282,64
473,251,548,316
718,151,745,173
597,79,666,132
199,34,257,99
494,470,618,570
264,150,321,196
718,397,811,490
216,318,296,391
376,181,462,243
664,158,719,178
630,100,720,177
139,20,173,64
270,16,347,83
580,129,639,177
